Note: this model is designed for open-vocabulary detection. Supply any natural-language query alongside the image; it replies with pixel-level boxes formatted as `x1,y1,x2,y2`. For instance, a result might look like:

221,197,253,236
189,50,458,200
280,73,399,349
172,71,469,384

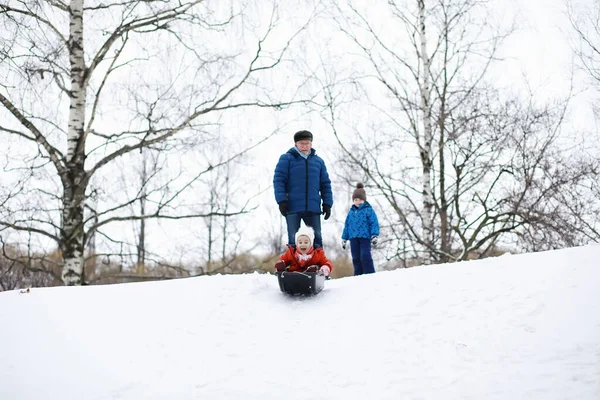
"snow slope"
1,245,599,400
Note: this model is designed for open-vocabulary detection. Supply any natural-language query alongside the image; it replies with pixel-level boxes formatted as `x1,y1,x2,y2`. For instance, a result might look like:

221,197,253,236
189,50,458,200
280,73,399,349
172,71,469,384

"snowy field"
1,245,599,400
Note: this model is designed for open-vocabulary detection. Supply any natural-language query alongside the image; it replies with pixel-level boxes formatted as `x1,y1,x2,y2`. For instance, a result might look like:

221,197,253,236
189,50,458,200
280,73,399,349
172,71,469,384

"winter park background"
2,0,600,287
1,0,600,398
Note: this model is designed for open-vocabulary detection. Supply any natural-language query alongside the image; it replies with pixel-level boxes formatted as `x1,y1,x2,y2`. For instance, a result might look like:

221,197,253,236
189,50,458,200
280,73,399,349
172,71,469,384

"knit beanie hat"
295,222,315,247
352,183,367,201
294,130,313,143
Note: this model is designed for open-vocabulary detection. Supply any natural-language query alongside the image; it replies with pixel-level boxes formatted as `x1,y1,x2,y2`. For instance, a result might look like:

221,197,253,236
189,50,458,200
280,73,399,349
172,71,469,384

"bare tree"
324,0,599,264
447,91,599,255
567,0,600,117
0,237,61,291
131,148,157,275
198,159,266,275
0,1,318,285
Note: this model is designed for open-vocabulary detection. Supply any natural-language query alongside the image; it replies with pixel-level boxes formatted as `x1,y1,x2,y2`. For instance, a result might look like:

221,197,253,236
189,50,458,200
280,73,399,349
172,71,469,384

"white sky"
0,243,599,399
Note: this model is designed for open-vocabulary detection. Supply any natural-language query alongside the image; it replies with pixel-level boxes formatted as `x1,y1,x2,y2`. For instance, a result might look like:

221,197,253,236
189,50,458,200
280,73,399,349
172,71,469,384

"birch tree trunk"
62,0,87,285
222,172,230,262
417,0,435,264
136,153,148,274
207,189,215,272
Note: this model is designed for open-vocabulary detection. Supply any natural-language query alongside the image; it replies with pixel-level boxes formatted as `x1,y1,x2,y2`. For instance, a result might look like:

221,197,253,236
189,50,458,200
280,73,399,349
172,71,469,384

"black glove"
371,236,379,247
322,204,331,220
278,201,288,216
341,240,347,250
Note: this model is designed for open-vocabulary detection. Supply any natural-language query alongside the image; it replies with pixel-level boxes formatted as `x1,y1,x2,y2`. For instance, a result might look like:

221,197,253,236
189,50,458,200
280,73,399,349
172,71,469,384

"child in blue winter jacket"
341,183,380,275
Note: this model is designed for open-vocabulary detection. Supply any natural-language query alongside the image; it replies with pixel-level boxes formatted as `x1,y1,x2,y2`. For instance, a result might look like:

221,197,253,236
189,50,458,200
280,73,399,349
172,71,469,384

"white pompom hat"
295,222,315,247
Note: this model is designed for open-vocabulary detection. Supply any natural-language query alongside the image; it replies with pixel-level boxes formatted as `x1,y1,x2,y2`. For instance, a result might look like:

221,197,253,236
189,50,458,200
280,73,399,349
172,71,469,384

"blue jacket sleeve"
273,154,290,204
341,212,350,240
368,207,380,237
320,160,333,207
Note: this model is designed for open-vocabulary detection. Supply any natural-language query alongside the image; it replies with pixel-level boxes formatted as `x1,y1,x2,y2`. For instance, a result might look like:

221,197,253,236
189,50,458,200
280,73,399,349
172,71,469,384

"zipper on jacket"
304,158,309,212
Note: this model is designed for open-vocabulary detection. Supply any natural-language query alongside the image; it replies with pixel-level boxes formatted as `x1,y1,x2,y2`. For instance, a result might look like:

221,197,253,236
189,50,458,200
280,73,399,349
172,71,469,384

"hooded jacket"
341,201,380,240
277,245,334,273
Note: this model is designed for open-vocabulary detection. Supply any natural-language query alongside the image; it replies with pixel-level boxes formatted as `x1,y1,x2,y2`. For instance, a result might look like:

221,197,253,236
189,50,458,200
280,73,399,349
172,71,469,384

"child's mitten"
274,260,287,272
319,266,331,277
371,236,379,247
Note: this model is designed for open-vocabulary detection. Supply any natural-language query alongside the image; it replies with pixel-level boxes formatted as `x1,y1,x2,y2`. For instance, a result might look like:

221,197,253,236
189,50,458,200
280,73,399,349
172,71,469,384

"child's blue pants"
350,238,375,275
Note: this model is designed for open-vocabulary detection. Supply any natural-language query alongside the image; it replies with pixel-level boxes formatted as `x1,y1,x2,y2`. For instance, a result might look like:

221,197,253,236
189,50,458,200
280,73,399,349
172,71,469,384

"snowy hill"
1,245,599,400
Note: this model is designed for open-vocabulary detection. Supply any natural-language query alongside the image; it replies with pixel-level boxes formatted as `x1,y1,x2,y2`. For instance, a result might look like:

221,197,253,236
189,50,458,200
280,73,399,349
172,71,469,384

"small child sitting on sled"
274,223,333,277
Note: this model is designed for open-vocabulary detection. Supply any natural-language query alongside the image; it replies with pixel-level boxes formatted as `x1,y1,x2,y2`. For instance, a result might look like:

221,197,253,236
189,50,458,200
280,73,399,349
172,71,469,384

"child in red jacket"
274,223,333,277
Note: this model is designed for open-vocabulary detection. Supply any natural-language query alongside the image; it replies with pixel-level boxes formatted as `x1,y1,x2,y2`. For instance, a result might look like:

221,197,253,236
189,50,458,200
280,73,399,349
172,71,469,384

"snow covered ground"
1,245,599,400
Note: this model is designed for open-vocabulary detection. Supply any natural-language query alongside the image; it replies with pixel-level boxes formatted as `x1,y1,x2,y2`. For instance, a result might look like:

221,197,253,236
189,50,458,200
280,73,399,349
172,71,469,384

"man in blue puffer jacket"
273,130,333,249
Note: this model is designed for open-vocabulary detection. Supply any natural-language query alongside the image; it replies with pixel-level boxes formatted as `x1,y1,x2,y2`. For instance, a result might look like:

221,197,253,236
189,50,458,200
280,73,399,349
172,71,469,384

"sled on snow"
277,270,325,296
